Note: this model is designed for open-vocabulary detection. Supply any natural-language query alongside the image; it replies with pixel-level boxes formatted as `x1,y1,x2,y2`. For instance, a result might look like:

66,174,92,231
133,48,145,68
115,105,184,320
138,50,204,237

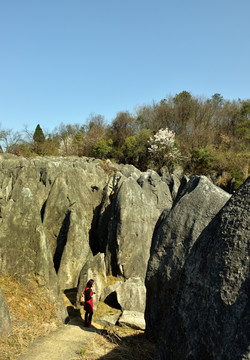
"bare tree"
0,125,23,153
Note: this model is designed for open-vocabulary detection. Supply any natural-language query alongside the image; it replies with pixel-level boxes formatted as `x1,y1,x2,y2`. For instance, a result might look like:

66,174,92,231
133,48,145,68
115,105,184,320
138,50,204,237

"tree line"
0,91,249,191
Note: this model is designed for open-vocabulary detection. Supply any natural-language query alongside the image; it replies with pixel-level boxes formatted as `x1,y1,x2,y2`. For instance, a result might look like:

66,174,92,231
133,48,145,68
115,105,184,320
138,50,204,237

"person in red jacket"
82,279,95,327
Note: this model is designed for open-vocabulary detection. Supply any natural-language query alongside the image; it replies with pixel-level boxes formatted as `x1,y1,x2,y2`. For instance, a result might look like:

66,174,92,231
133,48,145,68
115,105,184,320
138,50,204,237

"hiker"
82,279,95,327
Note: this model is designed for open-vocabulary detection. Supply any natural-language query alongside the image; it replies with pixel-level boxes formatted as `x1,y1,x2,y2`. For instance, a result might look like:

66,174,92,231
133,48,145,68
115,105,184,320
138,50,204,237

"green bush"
188,147,216,174
92,138,113,159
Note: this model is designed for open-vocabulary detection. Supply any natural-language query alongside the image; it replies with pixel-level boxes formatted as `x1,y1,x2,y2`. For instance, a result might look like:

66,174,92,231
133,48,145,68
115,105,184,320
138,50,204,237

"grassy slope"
0,275,59,360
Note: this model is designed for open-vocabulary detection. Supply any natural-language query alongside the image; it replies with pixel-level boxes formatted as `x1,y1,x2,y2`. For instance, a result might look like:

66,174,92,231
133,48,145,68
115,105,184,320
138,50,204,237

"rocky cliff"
146,177,250,359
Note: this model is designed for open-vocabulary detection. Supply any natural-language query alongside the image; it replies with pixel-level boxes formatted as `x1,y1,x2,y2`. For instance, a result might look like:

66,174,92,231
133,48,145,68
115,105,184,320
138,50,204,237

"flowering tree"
148,127,181,168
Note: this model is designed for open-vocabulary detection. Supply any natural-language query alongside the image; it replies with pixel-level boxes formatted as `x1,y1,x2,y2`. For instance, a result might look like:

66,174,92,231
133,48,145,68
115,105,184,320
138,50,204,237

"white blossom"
148,127,181,165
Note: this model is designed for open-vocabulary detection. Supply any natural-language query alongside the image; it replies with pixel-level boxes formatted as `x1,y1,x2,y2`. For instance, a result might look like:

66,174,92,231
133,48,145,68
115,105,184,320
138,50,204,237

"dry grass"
92,301,121,324
105,275,123,287
77,300,155,360
77,326,154,360
97,161,118,176
0,275,155,360
0,274,59,360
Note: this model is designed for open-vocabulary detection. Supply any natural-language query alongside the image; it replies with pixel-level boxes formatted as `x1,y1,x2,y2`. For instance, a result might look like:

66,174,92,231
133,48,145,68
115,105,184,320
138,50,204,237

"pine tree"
33,124,45,143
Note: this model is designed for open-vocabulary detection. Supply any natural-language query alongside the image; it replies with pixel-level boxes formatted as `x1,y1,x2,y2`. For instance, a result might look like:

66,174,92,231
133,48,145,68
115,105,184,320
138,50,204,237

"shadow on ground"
64,288,155,360
97,331,155,360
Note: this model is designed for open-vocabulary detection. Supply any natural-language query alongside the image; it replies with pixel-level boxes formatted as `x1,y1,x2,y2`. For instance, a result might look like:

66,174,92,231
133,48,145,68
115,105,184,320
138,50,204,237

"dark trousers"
85,311,93,325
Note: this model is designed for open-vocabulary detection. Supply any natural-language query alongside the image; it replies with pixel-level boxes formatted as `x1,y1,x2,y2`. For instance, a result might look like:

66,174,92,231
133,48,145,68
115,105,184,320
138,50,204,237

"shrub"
148,128,181,169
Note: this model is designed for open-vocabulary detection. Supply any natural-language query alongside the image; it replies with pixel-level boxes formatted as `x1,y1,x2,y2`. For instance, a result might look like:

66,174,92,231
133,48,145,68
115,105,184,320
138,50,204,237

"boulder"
100,281,123,310
116,277,146,312
102,277,146,313
98,313,121,327
145,176,231,339
0,287,12,338
148,177,250,359
119,310,145,330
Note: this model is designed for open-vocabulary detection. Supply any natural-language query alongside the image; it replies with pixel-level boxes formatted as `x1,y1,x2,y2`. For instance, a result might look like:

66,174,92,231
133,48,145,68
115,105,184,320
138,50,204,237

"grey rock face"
0,157,106,282
0,171,56,289
100,281,123,304
101,277,146,313
159,166,184,200
0,156,107,320
0,287,12,338
77,253,107,309
0,156,174,297
118,310,145,330
147,177,250,359
98,312,121,327
146,176,231,338
116,277,146,312
106,170,173,279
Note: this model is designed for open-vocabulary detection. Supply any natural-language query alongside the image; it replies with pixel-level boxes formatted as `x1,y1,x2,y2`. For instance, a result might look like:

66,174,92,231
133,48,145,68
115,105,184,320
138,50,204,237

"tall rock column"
147,176,250,359
107,170,173,280
145,176,231,341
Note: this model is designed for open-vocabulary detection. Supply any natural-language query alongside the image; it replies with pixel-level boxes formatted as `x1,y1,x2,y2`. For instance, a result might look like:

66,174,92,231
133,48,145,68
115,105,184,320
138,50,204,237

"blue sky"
0,0,249,135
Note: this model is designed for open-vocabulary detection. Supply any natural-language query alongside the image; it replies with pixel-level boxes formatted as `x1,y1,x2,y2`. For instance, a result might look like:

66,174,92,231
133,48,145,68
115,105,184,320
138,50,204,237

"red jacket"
84,286,94,312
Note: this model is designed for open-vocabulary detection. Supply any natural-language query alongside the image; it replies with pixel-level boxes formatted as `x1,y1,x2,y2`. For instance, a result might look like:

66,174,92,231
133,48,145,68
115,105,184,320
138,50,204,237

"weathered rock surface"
118,310,146,330
159,165,184,200
3,153,245,358
104,170,173,280
0,287,12,337
145,176,231,338
146,177,250,359
42,161,108,289
0,155,174,323
77,253,107,309
116,277,146,312
102,277,146,313
98,313,121,327
99,281,124,313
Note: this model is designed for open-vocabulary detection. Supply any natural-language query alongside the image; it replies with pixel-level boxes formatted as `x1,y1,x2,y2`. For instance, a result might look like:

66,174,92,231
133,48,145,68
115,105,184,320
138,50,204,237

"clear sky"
0,0,249,135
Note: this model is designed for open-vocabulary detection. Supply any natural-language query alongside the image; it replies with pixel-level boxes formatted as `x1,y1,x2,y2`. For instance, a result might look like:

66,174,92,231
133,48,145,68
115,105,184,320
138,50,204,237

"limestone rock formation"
0,287,12,338
116,277,146,312
0,155,175,324
2,153,244,348
118,310,146,330
42,161,108,289
159,165,184,200
145,176,231,338
146,177,250,359
102,277,146,313
0,156,108,320
104,170,173,280
98,312,121,327
77,253,107,309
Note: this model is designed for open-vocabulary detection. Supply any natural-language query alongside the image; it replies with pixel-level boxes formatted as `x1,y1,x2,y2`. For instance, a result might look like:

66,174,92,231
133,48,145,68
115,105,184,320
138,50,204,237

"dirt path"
17,317,99,360
17,290,103,360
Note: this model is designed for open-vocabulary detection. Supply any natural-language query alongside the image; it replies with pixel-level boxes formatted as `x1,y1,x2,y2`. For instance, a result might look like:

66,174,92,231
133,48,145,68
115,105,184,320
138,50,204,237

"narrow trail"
17,316,100,360
17,291,102,360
